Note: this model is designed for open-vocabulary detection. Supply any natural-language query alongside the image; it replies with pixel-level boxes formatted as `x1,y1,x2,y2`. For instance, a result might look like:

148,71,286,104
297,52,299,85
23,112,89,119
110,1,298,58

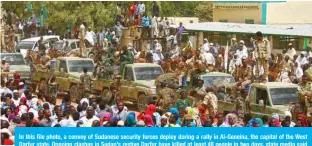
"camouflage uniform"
298,82,312,112
233,95,247,116
157,87,175,112
119,50,134,74
255,39,271,81
80,73,91,98
240,65,253,89
97,54,114,79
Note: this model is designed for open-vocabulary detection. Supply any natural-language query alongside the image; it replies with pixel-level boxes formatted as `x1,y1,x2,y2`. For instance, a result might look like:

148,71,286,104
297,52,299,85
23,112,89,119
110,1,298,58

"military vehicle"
92,63,164,111
30,57,94,101
1,53,31,80
218,82,299,119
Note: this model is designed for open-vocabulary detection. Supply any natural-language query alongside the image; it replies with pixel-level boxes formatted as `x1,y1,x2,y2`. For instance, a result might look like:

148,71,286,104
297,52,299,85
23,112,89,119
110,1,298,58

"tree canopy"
1,1,212,33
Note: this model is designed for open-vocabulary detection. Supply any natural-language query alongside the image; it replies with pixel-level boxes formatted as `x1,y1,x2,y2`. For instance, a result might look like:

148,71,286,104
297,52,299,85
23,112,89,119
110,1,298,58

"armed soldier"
254,31,271,82
80,68,92,99
119,46,135,74
156,82,175,112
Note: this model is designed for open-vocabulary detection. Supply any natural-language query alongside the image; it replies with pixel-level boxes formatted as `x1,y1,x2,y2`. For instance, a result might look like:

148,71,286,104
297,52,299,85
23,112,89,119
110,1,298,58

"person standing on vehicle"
79,21,86,57
254,31,271,82
114,22,124,41
80,68,91,99
119,46,134,74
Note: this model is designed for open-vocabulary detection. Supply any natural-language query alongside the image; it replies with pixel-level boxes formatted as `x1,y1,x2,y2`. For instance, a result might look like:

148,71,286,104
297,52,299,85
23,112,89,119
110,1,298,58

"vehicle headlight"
147,88,156,95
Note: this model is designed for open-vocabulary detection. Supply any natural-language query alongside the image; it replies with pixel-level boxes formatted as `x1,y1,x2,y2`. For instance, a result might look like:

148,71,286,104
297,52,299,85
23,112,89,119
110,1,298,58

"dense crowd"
2,2,312,146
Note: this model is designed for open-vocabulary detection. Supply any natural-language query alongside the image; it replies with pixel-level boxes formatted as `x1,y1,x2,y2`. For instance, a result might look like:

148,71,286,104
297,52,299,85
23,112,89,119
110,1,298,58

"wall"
266,1,312,24
213,3,262,24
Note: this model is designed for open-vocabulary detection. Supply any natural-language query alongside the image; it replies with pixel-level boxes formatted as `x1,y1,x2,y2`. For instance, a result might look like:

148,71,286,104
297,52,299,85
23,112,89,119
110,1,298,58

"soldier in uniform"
298,75,312,113
119,46,135,74
254,31,271,82
113,75,122,91
79,21,86,57
156,82,175,112
7,25,14,53
237,58,253,90
80,68,91,99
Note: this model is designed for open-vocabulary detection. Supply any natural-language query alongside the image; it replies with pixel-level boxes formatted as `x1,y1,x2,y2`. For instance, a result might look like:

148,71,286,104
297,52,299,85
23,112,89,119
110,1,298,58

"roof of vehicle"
56,57,94,61
21,35,60,42
251,82,298,89
1,53,24,56
53,39,79,43
126,63,162,68
200,72,234,77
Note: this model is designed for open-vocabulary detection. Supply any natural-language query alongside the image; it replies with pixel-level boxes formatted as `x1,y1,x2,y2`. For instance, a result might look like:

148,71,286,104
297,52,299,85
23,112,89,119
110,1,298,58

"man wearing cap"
236,40,248,60
254,31,271,82
286,43,297,60
296,51,308,67
18,82,25,98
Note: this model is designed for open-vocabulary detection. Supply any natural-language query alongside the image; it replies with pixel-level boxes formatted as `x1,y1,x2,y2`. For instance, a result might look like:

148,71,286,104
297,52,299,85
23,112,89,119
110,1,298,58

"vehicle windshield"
203,76,235,87
67,60,94,72
270,88,298,105
16,41,35,50
1,54,26,65
52,42,64,50
134,67,164,80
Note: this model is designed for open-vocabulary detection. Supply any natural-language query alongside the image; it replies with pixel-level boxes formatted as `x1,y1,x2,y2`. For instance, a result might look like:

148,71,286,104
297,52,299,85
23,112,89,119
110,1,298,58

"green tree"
194,2,213,22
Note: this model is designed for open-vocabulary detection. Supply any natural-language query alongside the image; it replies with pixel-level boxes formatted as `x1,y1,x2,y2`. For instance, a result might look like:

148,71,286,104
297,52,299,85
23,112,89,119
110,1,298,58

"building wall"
266,1,312,24
213,3,263,24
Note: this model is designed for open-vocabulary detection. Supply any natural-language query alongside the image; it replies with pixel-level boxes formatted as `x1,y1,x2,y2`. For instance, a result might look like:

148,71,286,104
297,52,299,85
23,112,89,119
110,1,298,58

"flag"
224,41,229,71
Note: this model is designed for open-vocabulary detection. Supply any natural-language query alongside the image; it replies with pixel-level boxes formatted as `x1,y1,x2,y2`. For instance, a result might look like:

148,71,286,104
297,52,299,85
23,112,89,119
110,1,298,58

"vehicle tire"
70,85,79,102
137,94,148,112
39,80,48,95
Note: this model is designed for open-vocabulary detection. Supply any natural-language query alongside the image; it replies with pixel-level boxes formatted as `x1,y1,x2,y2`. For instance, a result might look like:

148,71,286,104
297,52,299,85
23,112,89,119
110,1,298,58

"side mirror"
60,68,64,73
259,100,264,106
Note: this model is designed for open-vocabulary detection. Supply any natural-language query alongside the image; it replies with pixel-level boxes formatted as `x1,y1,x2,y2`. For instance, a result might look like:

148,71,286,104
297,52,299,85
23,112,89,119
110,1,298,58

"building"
212,1,312,50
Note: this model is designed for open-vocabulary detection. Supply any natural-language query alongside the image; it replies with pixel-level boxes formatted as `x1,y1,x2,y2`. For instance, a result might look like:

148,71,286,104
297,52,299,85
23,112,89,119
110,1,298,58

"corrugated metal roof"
172,22,312,37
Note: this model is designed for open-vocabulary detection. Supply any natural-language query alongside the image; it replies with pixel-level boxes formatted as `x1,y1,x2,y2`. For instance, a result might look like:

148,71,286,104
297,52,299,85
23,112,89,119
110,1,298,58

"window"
59,60,68,73
125,67,134,81
70,42,76,50
245,19,254,24
219,19,228,23
256,89,270,106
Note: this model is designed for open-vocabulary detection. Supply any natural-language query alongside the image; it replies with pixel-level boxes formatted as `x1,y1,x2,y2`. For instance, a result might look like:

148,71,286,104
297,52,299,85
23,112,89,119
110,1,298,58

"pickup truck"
31,57,94,101
92,63,164,111
218,82,299,119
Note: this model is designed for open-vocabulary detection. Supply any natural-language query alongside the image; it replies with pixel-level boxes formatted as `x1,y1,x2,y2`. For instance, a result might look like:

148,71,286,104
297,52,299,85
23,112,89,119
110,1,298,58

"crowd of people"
1,2,312,146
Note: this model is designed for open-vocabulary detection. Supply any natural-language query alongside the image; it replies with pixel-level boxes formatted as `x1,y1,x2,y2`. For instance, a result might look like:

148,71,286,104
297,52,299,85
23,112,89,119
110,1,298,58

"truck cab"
247,82,299,119
121,63,164,111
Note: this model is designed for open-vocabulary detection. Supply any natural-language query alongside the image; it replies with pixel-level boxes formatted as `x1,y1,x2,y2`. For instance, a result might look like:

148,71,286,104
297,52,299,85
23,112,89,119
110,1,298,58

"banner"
15,128,311,146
